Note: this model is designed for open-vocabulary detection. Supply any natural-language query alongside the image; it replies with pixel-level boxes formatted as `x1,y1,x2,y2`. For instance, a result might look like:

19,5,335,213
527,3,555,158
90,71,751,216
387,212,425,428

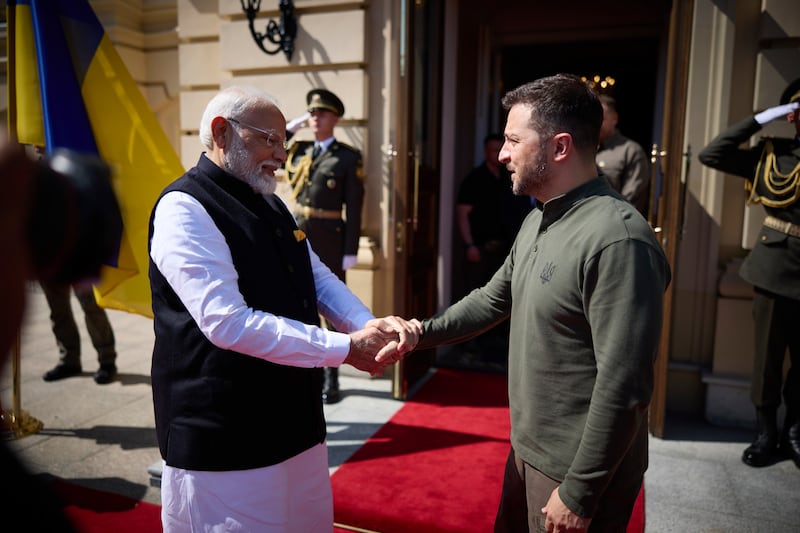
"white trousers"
161,443,333,533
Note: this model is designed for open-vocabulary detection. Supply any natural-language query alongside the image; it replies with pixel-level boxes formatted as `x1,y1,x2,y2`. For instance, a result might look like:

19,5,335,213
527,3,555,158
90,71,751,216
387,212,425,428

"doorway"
439,2,671,373
501,37,662,155
431,0,689,437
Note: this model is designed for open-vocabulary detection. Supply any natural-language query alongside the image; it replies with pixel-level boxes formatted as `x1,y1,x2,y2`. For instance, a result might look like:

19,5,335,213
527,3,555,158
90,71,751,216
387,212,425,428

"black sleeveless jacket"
149,154,325,471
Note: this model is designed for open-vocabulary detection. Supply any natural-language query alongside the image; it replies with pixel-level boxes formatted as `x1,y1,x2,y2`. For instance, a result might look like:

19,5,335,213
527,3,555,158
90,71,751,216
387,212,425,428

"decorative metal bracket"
240,0,297,61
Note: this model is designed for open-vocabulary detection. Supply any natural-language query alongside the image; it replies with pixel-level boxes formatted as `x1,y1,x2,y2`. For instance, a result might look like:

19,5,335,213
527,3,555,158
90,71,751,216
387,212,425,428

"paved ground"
2,284,799,531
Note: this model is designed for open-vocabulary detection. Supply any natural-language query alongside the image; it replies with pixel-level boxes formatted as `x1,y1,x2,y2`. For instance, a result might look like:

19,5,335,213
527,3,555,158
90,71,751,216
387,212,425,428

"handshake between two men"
345,316,424,376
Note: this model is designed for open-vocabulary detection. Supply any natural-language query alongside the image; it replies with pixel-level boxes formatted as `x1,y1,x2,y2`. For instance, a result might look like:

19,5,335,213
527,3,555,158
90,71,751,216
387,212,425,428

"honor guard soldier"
699,78,800,469
285,88,365,404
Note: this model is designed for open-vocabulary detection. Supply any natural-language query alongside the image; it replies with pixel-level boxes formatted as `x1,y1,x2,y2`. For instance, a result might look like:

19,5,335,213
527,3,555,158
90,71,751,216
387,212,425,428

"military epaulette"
286,142,301,160
333,141,362,155
760,136,795,150
749,137,800,208
287,139,313,157
337,142,365,179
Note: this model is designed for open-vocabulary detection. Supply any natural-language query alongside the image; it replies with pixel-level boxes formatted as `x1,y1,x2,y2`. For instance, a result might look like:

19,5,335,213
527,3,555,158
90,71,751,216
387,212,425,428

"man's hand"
541,487,591,533
345,326,400,375
365,316,423,363
287,112,310,133
344,317,423,375
755,102,799,125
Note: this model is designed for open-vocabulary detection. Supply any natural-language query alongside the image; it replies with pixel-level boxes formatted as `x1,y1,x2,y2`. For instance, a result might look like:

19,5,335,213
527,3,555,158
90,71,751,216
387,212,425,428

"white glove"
342,255,358,271
755,102,799,125
287,112,310,133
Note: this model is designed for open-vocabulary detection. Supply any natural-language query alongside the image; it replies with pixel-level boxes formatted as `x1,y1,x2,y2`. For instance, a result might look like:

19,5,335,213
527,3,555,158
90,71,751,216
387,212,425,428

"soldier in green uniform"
698,78,800,469
285,89,365,404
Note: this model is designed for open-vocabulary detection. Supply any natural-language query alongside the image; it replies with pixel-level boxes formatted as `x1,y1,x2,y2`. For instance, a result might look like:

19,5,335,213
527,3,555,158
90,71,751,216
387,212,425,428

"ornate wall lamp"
240,0,297,61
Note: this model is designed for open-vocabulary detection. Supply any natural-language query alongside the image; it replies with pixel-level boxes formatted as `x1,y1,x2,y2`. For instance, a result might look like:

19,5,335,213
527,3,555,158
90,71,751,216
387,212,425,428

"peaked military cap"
779,78,800,105
307,88,345,117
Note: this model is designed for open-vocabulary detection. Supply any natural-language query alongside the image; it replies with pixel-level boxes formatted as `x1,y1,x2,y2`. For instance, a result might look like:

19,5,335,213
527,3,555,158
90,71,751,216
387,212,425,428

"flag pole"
1,335,44,439
1,1,44,441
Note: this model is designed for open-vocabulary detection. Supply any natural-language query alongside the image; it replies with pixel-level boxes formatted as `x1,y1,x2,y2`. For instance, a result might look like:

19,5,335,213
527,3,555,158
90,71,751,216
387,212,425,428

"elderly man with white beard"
148,85,421,532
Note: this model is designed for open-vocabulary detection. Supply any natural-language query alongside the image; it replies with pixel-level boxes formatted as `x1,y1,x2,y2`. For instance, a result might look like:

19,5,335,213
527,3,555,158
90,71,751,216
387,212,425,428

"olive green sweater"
419,177,670,517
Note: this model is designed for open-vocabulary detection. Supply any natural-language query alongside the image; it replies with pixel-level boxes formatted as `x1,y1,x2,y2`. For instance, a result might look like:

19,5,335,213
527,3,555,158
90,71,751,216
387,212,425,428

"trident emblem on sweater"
539,262,556,284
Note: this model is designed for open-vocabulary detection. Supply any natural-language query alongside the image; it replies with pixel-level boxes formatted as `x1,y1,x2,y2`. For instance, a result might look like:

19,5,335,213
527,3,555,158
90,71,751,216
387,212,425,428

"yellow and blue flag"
7,0,184,317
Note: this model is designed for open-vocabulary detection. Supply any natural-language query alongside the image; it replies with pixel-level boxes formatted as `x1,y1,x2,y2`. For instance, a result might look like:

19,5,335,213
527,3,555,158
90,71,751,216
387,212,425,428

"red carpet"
331,368,645,533
45,369,643,533
49,478,162,533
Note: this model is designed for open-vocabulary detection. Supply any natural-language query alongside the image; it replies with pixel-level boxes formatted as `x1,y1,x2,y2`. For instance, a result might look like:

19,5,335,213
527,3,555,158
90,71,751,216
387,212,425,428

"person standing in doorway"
457,133,534,293
284,89,365,404
595,94,650,216
698,78,800,469
455,133,534,369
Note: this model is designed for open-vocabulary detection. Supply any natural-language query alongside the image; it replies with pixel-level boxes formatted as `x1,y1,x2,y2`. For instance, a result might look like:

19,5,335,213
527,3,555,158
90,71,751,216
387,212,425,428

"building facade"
3,0,798,432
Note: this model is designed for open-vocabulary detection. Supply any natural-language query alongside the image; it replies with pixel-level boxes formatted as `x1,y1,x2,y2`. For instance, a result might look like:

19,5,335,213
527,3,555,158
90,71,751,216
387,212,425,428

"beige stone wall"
176,0,392,315
177,1,368,155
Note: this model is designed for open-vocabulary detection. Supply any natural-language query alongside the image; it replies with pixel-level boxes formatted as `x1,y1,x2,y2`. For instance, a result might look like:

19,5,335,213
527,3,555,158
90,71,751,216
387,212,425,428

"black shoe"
322,368,341,404
322,387,341,404
742,406,778,467
43,364,82,382
742,436,778,467
93,364,117,385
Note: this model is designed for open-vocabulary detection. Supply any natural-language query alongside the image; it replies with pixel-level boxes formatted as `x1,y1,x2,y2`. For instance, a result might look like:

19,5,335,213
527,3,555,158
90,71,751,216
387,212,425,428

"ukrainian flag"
7,0,184,318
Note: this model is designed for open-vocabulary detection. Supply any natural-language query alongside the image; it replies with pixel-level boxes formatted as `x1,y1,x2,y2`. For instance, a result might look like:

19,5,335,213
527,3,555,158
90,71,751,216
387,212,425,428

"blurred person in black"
0,131,122,532
27,144,119,386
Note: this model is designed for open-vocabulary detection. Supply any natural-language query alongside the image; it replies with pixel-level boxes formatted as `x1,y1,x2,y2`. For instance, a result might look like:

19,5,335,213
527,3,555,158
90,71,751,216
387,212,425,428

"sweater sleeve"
417,252,514,350
558,238,670,517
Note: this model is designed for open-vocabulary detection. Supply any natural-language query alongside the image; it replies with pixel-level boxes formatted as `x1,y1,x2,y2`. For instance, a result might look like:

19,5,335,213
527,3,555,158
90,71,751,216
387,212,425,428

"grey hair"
198,86,281,150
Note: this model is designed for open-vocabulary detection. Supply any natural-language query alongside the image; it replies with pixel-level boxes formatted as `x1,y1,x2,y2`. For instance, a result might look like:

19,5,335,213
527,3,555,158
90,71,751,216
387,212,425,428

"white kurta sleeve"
150,191,366,368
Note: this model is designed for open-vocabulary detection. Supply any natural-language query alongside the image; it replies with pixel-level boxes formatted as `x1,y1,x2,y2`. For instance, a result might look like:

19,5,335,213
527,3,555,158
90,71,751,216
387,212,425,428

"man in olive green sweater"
415,74,671,532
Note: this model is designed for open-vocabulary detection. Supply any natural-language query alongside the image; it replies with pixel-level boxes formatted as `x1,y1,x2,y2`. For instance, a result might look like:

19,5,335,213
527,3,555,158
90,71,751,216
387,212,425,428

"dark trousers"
495,447,637,533
40,282,116,367
751,288,800,411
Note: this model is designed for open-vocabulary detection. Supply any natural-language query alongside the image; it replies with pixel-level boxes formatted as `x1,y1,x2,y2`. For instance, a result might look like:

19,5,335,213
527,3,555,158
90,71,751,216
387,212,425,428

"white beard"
222,134,277,195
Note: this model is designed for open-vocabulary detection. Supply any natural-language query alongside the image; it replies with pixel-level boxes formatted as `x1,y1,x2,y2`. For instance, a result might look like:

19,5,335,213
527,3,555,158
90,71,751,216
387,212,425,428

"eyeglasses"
227,118,288,149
